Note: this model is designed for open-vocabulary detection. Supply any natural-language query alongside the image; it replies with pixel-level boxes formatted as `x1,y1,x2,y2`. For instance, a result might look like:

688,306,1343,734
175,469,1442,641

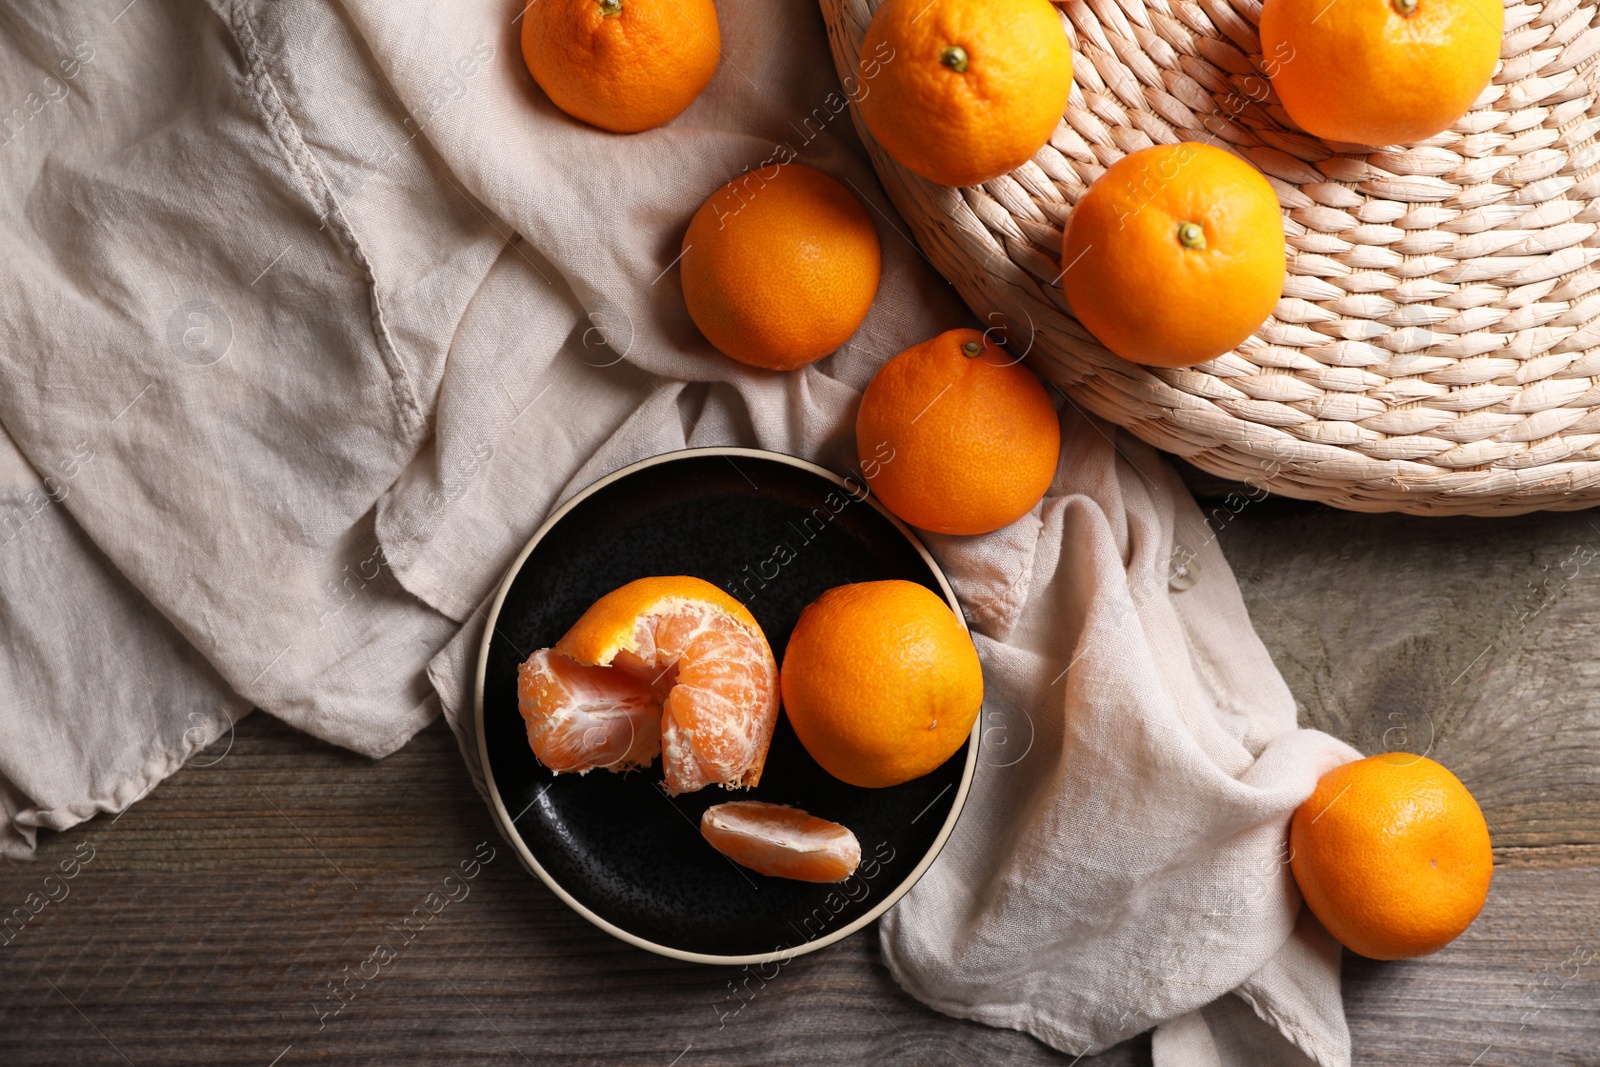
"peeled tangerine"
517,576,780,794
701,801,861,883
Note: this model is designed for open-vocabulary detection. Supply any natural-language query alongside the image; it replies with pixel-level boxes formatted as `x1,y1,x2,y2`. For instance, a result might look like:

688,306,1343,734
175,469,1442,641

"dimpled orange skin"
520,0,720,134
1260,0,1502,146
554,574,761,664
1290,753,1493,960
856,328,1060,535
780,581,983,789
1061,143,1286,368
857,0,1074,188
680,164,882,371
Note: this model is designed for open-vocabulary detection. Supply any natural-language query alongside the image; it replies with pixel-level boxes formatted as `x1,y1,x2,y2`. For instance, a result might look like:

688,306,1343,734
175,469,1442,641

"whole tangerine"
857,0,1074,187
781,580,983,789
680,163,881,371
1061,142,1286,368
1290,752,1493,960
856,328,1060,536
1259,0,1503,145
520,0,720,134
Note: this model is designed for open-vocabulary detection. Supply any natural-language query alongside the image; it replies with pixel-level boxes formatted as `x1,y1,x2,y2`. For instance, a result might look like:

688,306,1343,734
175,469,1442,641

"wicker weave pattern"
822,0,1600,514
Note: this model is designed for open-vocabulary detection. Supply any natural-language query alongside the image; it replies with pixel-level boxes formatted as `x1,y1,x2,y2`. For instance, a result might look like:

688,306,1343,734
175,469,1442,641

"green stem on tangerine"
941,45,969,73
599,0,623,16
961,340,984,358
1177,221,1206,250
1392,0,1419,14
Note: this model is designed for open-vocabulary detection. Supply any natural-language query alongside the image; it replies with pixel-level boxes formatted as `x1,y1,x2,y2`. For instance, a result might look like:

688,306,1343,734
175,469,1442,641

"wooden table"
3,489,1597,1066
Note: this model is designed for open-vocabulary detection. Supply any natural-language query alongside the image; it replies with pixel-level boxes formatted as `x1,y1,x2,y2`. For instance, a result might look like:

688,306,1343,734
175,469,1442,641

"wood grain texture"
0,717,1145,1067
1218,500,1600,869
1,497,1598,1066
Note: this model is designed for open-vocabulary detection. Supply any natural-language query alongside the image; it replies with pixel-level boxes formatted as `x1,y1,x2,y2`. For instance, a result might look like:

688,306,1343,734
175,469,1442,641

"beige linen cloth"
0,0,1359,1062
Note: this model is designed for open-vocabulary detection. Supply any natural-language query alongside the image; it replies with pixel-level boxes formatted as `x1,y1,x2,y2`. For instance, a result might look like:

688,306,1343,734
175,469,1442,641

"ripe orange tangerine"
856,327,1060,536
857,0,1074,187
1290,753,1493,960
1061,142,1286,368
680,163,881,371
1259,0,1503,145
520,0,721,134
781,580,982,789
517,575,780,794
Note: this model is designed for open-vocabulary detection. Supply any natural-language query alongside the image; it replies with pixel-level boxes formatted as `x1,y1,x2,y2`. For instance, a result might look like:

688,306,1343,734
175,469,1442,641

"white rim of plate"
472,445,981,967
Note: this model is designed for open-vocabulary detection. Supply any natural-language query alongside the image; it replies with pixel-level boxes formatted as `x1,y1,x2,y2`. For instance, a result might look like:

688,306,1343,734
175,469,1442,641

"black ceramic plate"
473,447,978,964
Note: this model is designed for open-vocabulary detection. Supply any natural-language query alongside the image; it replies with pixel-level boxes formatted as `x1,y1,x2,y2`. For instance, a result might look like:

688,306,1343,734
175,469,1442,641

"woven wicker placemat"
822,0,1600,515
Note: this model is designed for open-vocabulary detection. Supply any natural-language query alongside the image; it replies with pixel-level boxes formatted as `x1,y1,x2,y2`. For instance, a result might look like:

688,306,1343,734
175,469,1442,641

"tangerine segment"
609,607,781,793
518,650,661,774
701,801,861,883
539,576,780,793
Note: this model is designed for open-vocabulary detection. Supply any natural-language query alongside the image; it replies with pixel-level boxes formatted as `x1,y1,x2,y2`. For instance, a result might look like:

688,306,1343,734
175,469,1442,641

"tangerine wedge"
700,801,861,883
517,652,662,774
517,576,780,794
